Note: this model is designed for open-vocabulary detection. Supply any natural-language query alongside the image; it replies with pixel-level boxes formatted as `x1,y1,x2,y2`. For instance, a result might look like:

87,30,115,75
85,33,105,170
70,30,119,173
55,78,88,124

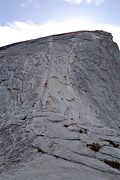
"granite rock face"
0,30,120,180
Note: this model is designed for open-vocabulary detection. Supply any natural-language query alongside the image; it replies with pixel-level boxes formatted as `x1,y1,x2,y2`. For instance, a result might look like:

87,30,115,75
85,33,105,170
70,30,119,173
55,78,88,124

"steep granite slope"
0,30,120,179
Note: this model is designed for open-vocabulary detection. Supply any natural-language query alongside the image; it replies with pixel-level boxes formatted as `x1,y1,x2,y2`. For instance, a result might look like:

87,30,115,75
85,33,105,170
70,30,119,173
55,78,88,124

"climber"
44,80,48,87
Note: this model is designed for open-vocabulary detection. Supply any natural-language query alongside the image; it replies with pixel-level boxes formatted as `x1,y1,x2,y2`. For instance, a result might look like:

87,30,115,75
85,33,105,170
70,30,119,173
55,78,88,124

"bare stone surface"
0,30,120,179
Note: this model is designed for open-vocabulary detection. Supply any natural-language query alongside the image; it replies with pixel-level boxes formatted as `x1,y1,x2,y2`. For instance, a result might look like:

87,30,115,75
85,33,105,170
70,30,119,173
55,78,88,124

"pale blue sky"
0,0,120,47
0,0,120,25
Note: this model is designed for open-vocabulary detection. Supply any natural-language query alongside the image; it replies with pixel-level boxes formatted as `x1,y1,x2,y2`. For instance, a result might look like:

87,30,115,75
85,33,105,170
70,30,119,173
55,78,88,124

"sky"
0,0,120,48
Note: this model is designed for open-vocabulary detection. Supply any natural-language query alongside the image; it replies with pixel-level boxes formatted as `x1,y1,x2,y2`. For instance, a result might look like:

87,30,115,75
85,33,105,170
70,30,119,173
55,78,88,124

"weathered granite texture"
0,30,120,180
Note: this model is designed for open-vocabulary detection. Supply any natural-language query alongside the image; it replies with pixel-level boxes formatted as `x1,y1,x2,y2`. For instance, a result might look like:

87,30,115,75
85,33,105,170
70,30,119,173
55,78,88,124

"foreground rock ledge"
0,30,120,180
